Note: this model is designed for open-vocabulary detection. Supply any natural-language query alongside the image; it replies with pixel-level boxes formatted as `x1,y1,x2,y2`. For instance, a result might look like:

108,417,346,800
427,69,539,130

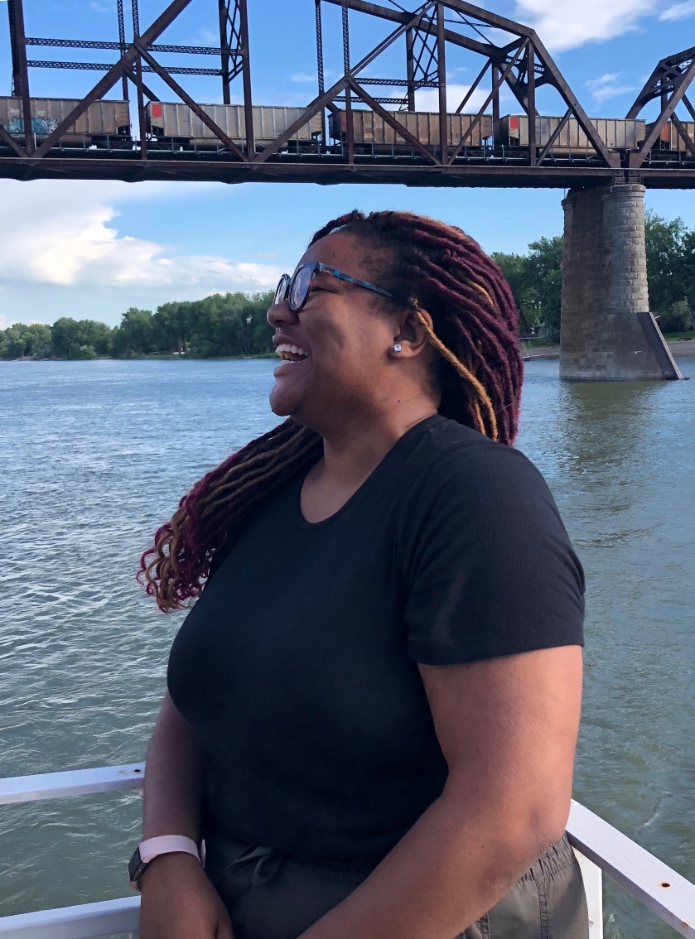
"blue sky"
1,0,695,326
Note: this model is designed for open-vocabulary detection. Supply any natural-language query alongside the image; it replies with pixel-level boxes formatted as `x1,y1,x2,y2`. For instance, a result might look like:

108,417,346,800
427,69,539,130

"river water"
0,358,693,938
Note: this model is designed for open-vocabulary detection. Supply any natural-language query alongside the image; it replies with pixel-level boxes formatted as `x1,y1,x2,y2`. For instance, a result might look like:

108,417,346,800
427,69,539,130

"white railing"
1,764,694,939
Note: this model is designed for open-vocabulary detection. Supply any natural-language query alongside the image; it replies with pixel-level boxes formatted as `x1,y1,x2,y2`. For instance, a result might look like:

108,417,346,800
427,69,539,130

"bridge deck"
3,149,695,188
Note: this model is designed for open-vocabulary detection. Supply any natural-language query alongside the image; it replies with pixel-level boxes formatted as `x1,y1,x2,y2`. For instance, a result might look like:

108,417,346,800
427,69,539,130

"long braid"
140,209,522,612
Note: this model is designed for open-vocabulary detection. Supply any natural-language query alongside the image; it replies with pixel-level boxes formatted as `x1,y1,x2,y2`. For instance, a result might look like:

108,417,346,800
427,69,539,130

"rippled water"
1,358,693,938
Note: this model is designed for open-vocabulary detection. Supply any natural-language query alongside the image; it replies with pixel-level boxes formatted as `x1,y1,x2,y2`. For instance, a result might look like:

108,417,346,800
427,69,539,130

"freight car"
646,120,695,152
329,109,493,151
495,115,646,153
146,102,322,150
0,97,130,146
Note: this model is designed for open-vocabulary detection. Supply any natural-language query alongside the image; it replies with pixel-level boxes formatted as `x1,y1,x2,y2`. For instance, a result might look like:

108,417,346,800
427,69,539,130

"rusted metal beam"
527,44,536,165
446,40,527,165
536,107,572,165
253,77,349,164
406,26,416,111
138,46,248,160
322,0,495,59
630,58,695,167
436,3,447,162
7,0,34,154
219,0,232,104
31,0,197,160
0,154,644,187
132,0,147,159
124,66,160,102
672,114,695,156
237,0,255,155
454,60,488,114
682,94,695,124
117,0,128,99
348,77,442,164
255,5,431,165
526,33,618,167
0,123,26,157
627,45,695,117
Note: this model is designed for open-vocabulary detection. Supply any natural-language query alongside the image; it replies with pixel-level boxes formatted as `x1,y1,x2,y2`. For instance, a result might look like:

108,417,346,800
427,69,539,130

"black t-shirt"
167,415,584,865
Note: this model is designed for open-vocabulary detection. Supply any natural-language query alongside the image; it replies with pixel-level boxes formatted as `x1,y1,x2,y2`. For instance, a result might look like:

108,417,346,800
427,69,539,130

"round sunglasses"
274,260,394,313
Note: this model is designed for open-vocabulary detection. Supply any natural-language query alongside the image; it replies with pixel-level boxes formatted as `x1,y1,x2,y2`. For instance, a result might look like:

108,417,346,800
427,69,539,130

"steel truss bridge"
2,0,695,188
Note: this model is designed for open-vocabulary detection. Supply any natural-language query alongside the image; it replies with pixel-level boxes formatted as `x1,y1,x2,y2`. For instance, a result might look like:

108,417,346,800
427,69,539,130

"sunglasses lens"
274,274,290,306
289,265,312,311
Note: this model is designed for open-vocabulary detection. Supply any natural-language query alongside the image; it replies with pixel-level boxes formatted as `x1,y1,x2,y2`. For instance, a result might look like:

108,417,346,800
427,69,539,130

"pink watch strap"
131,835,204,890
139,835,202,864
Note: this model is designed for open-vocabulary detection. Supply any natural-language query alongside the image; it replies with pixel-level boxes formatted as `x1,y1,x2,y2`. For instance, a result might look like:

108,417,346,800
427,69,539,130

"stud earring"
393,343,402,353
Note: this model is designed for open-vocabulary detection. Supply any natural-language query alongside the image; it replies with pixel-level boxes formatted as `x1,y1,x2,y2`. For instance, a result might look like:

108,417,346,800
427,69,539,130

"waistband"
205,830,575,892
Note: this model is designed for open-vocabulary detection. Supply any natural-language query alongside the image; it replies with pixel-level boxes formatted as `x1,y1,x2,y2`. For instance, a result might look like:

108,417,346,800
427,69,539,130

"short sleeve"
400,442,585,665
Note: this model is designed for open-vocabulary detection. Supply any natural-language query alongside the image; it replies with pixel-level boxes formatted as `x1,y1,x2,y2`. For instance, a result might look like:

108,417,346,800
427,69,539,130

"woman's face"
267,231,405,430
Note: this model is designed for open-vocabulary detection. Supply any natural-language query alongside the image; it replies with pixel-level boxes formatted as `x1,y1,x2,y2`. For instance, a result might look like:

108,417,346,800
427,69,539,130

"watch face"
128,846,145,884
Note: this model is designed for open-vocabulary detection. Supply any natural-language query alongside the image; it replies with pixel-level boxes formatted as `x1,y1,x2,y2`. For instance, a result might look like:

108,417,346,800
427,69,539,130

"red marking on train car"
510,117,519,130
151,103,163,119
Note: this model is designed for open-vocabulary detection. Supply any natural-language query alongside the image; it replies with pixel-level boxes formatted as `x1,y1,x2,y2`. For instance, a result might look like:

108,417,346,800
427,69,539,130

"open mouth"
275,343,311,364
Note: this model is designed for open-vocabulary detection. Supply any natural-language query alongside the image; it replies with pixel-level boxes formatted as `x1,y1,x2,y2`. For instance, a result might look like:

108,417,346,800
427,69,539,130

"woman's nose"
267,300,297,328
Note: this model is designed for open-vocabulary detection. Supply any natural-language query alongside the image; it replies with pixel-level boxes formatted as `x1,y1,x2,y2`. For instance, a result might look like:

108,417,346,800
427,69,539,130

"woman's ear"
390,305,434,359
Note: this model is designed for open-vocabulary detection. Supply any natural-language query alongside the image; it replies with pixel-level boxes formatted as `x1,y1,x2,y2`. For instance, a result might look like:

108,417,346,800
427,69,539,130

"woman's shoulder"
409,415,547,500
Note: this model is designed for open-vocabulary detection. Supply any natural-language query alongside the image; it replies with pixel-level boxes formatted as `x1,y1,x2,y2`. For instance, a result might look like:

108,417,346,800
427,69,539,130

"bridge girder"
625,45,695,166
0,0,692,185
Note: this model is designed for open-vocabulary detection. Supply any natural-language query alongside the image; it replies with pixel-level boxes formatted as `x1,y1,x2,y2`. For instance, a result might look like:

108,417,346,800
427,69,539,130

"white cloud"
660,0,695,20
0,181,283,293
512,0,659,51
585,72,637,104
414,84,491,113
291,73,317,83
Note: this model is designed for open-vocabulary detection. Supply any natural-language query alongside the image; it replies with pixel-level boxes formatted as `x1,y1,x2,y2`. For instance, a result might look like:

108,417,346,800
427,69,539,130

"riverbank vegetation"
493,210,695,343
0,292,275,360
1,211,694,360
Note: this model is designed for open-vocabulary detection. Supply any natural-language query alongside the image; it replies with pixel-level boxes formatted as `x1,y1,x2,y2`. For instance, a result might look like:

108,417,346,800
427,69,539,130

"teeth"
275,343,310,360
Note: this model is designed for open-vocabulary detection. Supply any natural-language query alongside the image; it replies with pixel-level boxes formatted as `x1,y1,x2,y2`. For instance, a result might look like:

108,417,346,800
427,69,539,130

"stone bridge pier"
560,183,681,381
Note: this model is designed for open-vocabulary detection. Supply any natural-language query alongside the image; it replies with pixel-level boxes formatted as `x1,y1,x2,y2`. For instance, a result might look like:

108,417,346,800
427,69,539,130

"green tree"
50,318,113,358
0,322,52,358
645,210,688,314
111,307,156,357
493,236,563,341
491,252,537,334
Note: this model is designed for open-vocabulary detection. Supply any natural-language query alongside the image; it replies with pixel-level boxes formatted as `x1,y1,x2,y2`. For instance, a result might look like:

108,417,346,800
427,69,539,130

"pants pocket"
473,838,589,939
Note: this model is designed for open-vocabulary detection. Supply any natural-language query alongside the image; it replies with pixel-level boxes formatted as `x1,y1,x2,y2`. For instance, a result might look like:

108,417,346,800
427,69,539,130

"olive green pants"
207,833,588,939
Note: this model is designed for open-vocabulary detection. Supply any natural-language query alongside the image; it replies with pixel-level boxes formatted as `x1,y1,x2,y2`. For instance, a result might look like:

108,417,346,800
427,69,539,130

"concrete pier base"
560,183,681,381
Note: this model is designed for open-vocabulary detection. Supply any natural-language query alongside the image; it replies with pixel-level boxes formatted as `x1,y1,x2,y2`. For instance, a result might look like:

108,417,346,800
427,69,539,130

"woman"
136,210,587,939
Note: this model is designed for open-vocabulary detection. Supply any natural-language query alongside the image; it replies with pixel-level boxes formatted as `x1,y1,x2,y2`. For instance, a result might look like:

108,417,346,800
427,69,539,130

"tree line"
492,210,695,343
2,211,694,360
0,292,275,360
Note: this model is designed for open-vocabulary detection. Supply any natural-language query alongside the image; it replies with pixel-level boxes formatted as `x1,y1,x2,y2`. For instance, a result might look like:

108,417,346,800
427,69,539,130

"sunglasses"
273,260,394,313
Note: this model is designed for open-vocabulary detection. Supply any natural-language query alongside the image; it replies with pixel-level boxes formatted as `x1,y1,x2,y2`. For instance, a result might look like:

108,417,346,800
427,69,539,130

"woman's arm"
142,691,205,842
299,645,582,939
138,692,233,939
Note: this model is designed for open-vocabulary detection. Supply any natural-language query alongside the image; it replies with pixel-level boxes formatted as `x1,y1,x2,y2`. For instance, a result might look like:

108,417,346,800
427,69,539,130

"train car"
646,120,695,152
146,102,322,150
0,97,130,145
329,109,493,150
496,115,646,153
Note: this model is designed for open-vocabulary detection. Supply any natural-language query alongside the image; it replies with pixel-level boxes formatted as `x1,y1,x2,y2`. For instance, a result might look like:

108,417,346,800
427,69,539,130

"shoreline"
522,342,695,360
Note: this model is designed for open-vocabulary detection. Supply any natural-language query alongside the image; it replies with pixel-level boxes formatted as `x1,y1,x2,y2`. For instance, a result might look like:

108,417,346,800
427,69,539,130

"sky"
1,0,695,327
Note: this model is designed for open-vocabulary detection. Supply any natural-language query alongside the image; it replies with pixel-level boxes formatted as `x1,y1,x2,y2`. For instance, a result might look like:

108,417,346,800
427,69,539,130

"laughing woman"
134,210,587,939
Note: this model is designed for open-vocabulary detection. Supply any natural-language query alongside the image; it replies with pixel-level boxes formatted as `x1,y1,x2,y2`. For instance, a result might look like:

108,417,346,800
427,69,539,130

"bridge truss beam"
626,44,695,167
0,0,693,185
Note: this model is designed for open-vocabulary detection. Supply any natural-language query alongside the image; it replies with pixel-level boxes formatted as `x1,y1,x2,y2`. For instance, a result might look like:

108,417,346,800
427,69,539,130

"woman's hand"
138,853,234,939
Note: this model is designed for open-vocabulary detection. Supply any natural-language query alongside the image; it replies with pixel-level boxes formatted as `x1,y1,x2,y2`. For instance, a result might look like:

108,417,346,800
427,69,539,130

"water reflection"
0,358,693,939
518,360,695,939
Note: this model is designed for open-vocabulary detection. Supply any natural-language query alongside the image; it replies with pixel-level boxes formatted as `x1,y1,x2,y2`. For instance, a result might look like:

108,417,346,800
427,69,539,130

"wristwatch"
128,835,203,890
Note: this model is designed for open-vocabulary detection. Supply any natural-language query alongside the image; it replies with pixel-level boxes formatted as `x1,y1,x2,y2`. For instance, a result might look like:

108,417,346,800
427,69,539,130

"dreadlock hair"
139,210,523,612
